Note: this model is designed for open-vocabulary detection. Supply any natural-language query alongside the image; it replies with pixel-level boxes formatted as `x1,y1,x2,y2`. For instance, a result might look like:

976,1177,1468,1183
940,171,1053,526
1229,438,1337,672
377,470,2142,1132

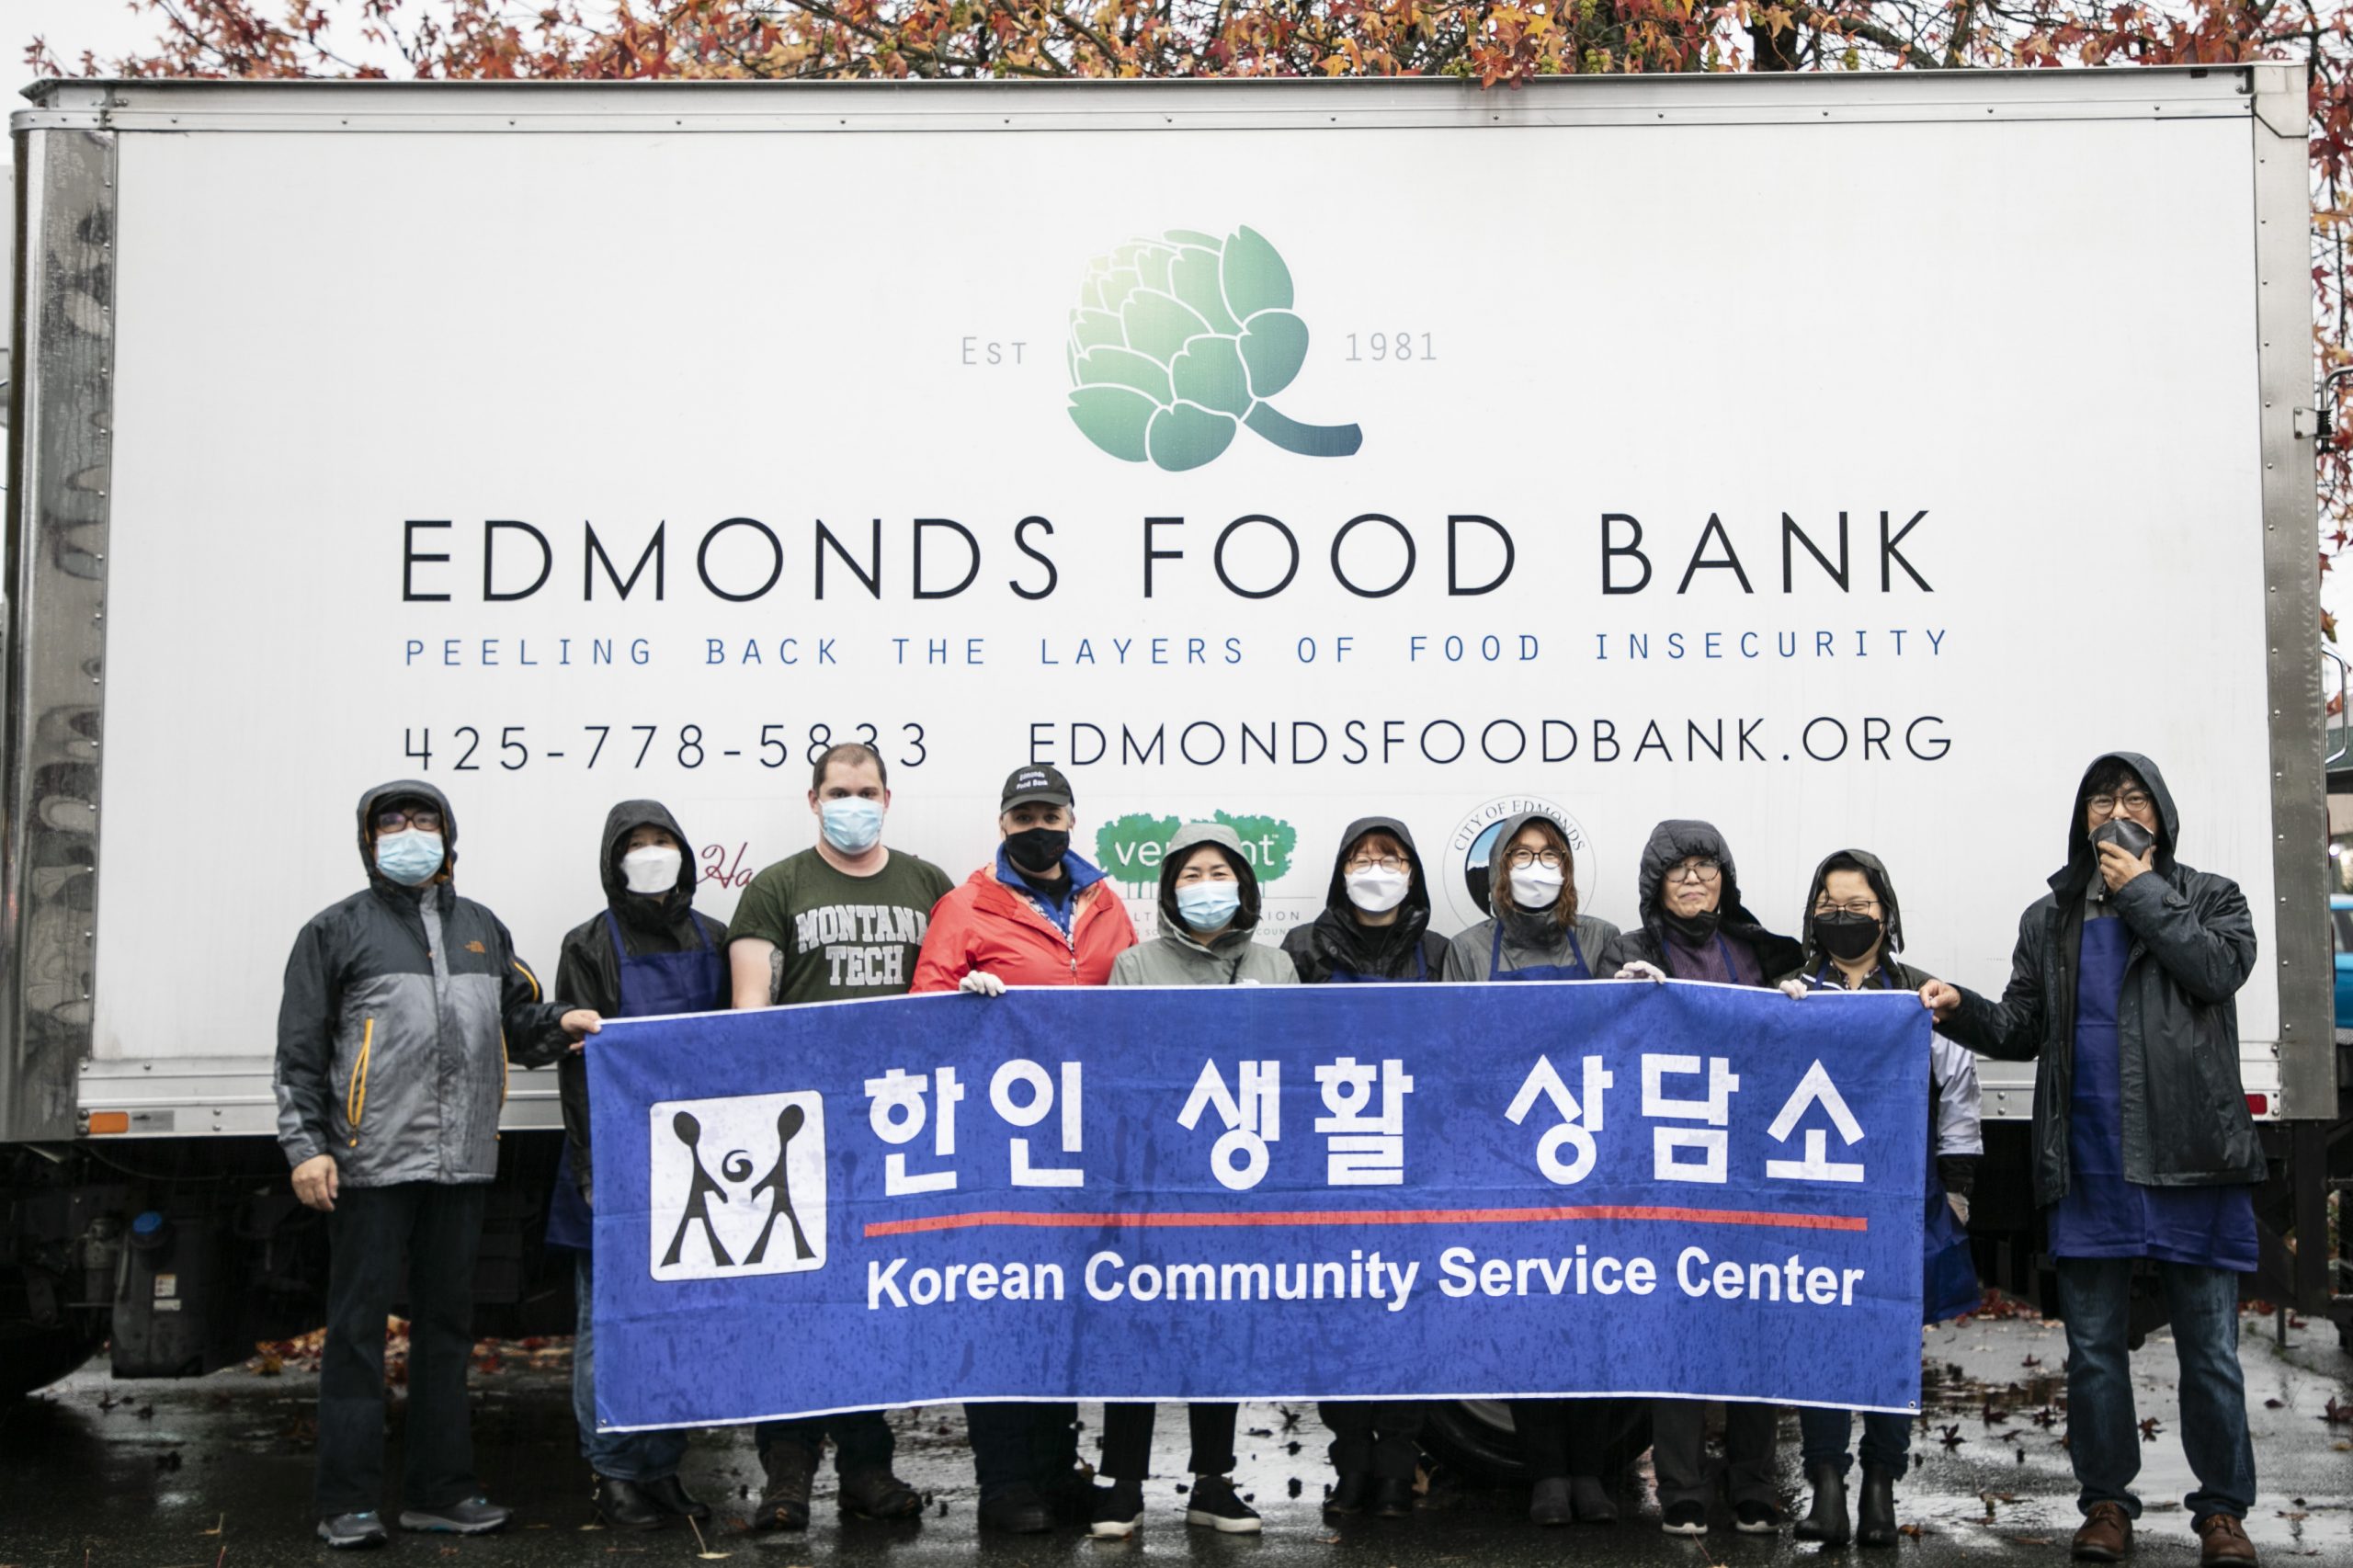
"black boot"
1324,1472,1374,1517
594,1476,668,1531
641,1475,710,1522
753,1444,815,1533
1855,1466,1897,1548
1794,1461,1849,1546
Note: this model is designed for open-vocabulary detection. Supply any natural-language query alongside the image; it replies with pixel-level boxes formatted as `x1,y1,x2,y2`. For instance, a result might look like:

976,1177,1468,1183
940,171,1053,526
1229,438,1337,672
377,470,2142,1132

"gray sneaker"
316,1512,390,1550
398,1496,512,1535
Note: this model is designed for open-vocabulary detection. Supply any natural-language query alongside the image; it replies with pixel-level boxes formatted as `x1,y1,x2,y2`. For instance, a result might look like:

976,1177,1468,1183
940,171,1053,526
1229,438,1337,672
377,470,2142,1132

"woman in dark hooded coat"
1280,817,1450,1519
551,801,728,1533
1283,815,1451,985
1771,848,1982,1548
1598,820,1801,1539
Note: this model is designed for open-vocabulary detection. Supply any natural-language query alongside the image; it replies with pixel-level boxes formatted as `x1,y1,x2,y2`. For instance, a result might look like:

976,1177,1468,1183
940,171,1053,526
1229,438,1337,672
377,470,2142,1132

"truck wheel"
0,1319,103,1402
1416,1399,1653,1488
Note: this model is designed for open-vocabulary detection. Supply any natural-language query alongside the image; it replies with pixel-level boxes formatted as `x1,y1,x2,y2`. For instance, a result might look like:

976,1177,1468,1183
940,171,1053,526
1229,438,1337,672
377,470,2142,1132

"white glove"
958,970,1007,997
1946,1192,1971,1226
1779,978,1810,1000
1615,960,1667,983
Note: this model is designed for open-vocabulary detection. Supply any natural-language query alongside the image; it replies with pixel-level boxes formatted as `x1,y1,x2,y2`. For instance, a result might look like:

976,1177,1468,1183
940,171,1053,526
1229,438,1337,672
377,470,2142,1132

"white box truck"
2,68,2343,1464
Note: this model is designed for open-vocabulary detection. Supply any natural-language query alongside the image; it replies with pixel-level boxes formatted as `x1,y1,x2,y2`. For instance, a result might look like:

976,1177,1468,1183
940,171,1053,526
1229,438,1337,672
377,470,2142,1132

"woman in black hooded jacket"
1280,817,1450,1520
550,801,729,1533
1598,820,1801,1540
1772,847,1982,1548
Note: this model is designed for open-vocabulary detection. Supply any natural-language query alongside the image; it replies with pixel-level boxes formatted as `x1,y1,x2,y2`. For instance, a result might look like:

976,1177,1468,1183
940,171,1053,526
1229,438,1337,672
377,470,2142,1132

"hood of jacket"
2053,750,2180,897
599,798,699,931
1800,846,1906,969
1634,817,1795,962
356,778,455,891
1156,821,1263,937
1294,815,1434,976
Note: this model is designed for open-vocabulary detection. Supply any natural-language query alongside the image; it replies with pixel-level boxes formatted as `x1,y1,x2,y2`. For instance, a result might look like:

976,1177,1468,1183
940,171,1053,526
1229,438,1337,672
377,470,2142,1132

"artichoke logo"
1065,227,1363,472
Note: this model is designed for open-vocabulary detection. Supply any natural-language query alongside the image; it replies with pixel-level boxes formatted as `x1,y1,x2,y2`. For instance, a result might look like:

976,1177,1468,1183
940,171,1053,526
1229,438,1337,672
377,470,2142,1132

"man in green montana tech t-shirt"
723,742,950,1531
727,744,953,1007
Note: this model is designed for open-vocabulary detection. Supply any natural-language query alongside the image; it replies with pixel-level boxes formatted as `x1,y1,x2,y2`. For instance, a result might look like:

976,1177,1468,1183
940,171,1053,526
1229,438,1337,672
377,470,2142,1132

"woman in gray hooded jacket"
1093,824,1293,1538
1439,812,1630,1528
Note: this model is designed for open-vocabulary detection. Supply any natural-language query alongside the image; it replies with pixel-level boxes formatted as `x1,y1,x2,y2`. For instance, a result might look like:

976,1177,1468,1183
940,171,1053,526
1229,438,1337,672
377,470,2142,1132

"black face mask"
1006,827,1070,874
1660,906,1722,943
1814,911,1883,963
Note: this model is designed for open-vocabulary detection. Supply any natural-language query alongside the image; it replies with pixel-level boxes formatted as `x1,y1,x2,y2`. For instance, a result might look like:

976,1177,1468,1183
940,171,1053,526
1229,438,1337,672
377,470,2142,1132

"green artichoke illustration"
1065,226,1363,472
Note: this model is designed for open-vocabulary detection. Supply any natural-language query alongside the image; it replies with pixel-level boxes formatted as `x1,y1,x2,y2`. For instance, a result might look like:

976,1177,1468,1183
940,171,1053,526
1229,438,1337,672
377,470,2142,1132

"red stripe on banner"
863,1204,1868,1239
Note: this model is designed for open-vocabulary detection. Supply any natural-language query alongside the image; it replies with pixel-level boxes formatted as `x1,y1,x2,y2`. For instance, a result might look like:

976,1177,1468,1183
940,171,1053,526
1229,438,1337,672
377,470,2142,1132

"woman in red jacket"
911,764,1136,1532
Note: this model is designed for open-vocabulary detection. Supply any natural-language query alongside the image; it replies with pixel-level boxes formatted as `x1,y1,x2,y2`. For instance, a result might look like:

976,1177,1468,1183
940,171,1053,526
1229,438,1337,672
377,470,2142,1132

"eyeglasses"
1667,858,1722,884
2086,791,2154,817
1345,854,1407,874
1504,848,1564,870
373,807,443,834
1813,898,1881,917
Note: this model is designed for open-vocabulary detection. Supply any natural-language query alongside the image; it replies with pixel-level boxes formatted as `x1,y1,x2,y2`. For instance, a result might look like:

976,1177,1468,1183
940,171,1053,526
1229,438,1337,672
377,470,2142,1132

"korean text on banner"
585,980,1929,1430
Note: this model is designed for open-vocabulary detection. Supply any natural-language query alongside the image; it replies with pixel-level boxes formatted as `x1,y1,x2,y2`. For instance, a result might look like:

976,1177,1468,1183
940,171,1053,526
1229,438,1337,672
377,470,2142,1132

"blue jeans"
574,1251,689,1482
2054,1256,2255,1522
1798,1407,1910,1477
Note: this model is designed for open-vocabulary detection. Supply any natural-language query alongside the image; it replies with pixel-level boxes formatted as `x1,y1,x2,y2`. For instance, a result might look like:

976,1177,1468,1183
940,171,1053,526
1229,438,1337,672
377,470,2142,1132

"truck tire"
1416,1399,1653,1488
0,1319,102,1402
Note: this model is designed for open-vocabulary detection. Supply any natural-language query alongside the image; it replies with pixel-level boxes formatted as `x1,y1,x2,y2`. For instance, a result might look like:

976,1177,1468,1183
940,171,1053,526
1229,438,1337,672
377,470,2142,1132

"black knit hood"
1633,818,1801,971
1290,815,1435,981
1798,846,1905,971
599,798,700,932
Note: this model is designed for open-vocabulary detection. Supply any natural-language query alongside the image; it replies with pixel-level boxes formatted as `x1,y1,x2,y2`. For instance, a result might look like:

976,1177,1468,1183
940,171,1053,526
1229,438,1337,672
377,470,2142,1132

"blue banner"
587,980,1929,1429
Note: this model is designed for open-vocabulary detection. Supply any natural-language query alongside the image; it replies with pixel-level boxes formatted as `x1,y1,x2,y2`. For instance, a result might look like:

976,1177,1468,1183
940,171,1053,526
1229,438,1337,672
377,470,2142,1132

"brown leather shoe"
2072,1502,2134,1562
2195,1514,2256,1566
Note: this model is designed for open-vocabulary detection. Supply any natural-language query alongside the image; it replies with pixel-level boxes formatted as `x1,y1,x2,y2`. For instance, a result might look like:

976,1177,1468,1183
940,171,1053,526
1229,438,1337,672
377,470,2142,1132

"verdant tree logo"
1065,227,1364,472
1096,812,1298,892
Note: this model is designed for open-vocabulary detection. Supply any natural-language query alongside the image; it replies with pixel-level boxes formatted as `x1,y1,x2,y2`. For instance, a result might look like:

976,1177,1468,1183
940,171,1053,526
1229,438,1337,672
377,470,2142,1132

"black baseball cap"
1001,765,1074,810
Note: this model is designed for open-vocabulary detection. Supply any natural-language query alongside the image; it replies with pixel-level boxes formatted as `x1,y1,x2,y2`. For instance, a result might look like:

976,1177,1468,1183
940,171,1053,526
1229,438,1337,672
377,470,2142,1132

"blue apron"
1820,962,1979,1322
546,910,728,1253
1489,919,1592,982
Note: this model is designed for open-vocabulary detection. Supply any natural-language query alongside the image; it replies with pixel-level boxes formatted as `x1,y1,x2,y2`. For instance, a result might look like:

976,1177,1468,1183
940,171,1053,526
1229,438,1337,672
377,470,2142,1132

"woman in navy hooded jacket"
1281,816,1451,1520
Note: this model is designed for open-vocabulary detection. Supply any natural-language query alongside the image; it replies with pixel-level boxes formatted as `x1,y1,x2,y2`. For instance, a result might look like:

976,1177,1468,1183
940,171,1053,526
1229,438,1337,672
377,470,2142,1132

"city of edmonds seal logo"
1438,795,1598,935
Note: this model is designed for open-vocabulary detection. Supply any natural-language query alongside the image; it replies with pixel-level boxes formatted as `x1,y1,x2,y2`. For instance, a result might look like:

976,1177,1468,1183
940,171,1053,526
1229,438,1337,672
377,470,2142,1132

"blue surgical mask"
1176,881,1242,933
820,797,884,853
375,830,444,887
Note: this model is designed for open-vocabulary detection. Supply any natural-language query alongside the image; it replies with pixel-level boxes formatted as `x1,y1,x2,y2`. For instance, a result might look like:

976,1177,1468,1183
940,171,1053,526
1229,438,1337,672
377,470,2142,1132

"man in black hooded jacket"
551,801,729,1533
1598,820,1801,1539
276,781,597,1549
1927,754,2262,1568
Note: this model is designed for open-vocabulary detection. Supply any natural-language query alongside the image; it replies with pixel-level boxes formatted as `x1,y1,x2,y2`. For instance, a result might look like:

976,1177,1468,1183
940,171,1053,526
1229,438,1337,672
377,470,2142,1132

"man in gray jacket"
276,780,599,1549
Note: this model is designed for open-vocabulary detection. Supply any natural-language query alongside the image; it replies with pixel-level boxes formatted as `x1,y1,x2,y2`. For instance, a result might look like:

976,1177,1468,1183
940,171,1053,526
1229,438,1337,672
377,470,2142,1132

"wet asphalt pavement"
2,1306,2347,1568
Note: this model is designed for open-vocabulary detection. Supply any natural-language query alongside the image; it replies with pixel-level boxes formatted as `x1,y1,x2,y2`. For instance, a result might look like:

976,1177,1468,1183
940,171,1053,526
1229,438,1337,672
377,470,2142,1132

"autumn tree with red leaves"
26,1,2353,624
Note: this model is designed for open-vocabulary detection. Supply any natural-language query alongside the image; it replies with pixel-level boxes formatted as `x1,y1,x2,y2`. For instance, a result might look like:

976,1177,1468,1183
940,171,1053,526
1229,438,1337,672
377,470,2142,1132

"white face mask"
621,845,683,896
1509,863,1565,909
1345,868,1410,914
